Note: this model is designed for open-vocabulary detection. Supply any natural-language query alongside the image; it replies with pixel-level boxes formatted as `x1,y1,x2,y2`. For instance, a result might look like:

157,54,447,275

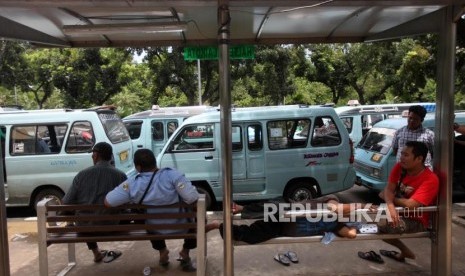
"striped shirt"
62,160,128,224
391,125,434,168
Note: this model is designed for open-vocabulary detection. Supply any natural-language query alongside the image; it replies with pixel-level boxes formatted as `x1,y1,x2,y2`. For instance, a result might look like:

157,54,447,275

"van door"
231,123,265,193
158,122,219,185
124,120,145,150
151,120,179,156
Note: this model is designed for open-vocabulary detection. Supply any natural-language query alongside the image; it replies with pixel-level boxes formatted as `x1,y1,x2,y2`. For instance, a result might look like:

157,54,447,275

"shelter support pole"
0,142,10,276
218,1,234,276
432,5,456,276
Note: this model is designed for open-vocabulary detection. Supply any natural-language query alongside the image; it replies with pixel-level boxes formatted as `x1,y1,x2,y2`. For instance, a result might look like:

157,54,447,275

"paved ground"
5,206,465,276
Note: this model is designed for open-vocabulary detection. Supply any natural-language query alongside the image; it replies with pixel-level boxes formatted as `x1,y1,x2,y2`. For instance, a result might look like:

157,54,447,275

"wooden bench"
37,194,206,276
233,205,437,245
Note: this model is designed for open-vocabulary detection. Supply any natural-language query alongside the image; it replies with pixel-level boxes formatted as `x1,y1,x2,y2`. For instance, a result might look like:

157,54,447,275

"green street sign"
184,45,255,60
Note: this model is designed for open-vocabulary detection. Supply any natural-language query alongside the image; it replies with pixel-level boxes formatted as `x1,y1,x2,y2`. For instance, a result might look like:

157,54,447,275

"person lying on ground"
206,195,363,244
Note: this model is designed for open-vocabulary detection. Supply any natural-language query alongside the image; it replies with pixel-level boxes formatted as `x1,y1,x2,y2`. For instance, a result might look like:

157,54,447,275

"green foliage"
53,48,132,108
2,32,465,113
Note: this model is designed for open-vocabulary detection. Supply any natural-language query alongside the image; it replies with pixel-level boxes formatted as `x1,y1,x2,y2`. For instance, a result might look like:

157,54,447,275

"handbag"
123,170,158,224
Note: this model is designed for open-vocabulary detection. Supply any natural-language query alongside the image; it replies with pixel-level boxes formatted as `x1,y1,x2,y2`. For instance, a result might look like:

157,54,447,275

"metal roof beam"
364,8,443,41
0,15,69,47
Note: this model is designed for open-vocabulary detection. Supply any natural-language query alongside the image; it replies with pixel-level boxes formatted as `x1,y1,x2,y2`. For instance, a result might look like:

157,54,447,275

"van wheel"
195,186,214,210
33,188,64,209
284,182,317,202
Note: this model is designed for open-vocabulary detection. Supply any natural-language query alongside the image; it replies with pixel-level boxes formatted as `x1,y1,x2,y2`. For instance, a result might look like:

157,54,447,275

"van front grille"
354,161,372,176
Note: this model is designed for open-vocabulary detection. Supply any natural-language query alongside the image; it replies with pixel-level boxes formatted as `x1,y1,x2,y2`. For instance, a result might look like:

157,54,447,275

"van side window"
171,124,214,151
232,126,242,151
247,124,262,151
66,121,94,153
340,117,353,133
311,117,342,147
167,121,178,138
152,121,164,141
10,124,67,155
124,121,142,139
267,119,309,150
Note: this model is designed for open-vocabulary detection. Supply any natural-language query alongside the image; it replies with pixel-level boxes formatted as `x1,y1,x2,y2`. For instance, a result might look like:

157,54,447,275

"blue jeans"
294,218,339,236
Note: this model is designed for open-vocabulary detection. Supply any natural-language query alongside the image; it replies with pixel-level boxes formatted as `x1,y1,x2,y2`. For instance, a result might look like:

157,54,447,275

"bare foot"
336,226,357,239
206,220,221,233
232,202,243,214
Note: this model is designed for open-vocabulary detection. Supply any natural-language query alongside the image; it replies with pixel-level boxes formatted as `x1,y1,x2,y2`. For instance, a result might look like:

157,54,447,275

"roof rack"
85,105,116,111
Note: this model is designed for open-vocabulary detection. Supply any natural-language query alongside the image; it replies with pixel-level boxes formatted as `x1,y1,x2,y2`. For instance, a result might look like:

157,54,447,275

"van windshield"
357,127,395,155
98,113,130,143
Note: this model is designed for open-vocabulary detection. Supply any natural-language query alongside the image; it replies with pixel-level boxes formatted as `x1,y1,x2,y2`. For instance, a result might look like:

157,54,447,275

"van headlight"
371,168,381,179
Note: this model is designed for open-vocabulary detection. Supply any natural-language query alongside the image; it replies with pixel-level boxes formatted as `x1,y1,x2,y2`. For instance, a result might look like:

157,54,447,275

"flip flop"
94,250,108,263
274,253,291,266
358,251,384,264
103,250,122,263
176,256,196,272
379,250,405,262
284,251,299,263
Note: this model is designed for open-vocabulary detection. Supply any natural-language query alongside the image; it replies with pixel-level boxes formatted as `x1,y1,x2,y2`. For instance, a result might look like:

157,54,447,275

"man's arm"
104,181,131,207
173,174,199,204
380,180,401,227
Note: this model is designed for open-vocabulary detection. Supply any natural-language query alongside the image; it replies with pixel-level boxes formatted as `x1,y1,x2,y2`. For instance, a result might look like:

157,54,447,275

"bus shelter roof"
0,0,463,48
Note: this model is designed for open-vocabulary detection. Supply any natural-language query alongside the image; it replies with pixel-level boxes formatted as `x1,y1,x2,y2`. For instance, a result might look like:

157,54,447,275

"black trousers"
219,220,284,244
150,229,197,250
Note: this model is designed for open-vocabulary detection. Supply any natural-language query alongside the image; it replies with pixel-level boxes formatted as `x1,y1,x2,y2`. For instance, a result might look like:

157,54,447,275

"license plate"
119,150,128,161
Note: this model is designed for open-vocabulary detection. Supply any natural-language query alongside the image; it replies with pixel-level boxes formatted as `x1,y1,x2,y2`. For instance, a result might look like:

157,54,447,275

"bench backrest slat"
46,212,196,222
47,223,197,233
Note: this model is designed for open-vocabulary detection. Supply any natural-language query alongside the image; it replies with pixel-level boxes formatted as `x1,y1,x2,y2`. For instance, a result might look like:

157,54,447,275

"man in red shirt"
367,141,439,263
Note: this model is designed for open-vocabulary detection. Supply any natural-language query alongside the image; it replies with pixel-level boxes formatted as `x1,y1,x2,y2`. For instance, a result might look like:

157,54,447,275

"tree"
307,44,350,105
0,40,29,105
146,47,199,106
54,48,132,108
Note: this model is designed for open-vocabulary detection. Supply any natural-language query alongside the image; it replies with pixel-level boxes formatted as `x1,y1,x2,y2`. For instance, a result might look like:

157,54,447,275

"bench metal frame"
37,194,206,276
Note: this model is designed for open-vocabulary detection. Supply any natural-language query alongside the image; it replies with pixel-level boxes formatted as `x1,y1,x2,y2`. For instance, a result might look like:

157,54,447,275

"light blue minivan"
1,107,135,207
354,112,465,191
157,105,356,208
335,102,436,146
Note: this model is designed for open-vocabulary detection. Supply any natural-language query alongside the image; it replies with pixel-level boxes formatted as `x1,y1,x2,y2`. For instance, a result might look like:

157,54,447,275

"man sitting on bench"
359,141,439,263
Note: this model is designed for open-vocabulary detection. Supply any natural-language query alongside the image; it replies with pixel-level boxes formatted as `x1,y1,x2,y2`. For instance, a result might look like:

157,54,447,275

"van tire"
284,182,317,202
194,185,214,210
33,188,64,209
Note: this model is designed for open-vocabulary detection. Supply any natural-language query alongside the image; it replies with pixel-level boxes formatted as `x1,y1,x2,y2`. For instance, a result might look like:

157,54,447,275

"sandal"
379,250,405,262
358,251,384,264
274,253,291,266
177,256,196,272
103,250,122,263
284,251,299,263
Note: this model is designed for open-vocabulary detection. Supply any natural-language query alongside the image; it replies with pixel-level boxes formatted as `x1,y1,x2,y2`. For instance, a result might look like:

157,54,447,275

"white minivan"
0,107,135,207
123,105,212,156
157,105,356,208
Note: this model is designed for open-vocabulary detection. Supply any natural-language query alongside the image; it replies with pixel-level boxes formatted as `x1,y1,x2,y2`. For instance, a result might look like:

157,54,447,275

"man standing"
62,142,127,263
391,105,434,169
105,149,199,271
359,141,439,263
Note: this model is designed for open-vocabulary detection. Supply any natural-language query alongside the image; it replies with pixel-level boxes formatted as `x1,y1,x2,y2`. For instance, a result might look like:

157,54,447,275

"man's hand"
387,203,400,228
